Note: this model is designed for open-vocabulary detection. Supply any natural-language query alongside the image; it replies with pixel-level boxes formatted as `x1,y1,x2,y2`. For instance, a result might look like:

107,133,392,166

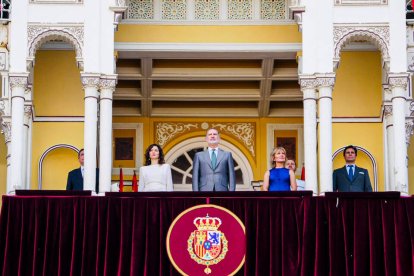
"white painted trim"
34,116,84,122
120,20,296,25
111,123,143,176
330,117,383,123
114,42,302,52
164,137,254,191
266,123,304,177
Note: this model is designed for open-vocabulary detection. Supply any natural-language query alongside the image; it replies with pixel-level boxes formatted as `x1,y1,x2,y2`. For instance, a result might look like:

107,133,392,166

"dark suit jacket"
192,149,236,191
66,168,99,192
333,165,373,192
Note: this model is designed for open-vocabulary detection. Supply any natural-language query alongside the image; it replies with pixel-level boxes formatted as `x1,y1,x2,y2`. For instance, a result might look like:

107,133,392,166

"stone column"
9,74,28,194
81,74,100,193
99,75,116,194
384,105,395,191
22,105,32,189
300,75,318,195
389,74,409,195
1,119,11,192
317,75,335,195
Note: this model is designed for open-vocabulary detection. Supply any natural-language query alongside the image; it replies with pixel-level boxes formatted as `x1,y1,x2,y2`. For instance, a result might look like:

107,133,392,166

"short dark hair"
343,145,357,156
78,148,84,158
144,144,165,166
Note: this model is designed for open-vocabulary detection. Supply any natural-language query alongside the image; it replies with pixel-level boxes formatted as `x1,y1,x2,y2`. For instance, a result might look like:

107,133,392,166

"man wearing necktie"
192,128,236,191
333,145,373,192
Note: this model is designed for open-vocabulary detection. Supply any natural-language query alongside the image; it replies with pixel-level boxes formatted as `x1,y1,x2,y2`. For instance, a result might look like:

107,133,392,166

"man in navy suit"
66,149,85,191
192,128,236,191
333,145,373,192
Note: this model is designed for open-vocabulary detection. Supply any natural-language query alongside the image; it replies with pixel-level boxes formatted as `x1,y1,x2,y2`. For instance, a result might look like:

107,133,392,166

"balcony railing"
0,0,10,21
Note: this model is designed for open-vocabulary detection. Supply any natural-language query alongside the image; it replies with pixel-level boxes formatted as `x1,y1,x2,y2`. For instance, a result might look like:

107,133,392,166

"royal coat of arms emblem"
187,214,228,274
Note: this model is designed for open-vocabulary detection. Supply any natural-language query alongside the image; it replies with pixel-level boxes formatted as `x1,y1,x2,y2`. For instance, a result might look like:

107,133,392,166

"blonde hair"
270,147,287,167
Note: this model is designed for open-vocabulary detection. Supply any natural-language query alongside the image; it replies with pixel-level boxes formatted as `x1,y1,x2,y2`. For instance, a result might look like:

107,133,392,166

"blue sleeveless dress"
268,167,291,191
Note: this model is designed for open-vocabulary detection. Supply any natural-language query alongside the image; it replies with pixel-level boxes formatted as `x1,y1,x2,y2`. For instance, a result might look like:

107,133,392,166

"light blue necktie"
348,165,354,181
211,149,217,170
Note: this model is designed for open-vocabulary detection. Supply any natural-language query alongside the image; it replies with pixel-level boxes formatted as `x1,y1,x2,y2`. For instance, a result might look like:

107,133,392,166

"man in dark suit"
66,149,85,190
333,145,373,192
192,128,236,191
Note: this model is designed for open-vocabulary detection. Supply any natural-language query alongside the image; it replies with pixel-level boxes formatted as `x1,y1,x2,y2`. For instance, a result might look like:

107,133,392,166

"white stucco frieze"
155,122,199,147
81,75,100,89
0,120,11,143
27,25,84,70
388,76,409,90
333,25,390,69
9,76,28,89
405,119,414,145
212,122,256,157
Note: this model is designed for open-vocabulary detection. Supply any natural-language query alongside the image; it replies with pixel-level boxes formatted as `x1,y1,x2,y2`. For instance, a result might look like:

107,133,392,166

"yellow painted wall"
333,51,382,117
31,122,84,190
33,50,84,116
407,136,414,195
115,25,302,43
332,123,384,191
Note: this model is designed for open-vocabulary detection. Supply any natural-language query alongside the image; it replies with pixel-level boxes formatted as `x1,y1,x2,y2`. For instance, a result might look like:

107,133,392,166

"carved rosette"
405,119,414,145
212,123,256,156
81,76,100,89
27,25,84,69
156,122,199,147
1,120,11,143
9,76,28,89
333,25,390,69
388,77,408,90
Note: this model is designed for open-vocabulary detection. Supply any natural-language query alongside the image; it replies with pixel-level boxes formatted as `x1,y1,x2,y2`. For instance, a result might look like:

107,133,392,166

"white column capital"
316,73,336,89
299,75,318,90
99,75,117,90
388,73,410,90
9,74,29,90
81,73,101,89
24,105,33,123
384,105,393,117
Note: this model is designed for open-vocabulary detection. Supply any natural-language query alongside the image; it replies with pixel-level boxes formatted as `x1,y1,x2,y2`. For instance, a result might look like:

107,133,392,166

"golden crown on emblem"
193,214,222,231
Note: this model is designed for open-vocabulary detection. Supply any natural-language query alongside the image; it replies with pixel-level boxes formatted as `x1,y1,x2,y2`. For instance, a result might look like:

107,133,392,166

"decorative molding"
384,105,392,117
9,76,28,89
195,0,220,20
99,77,117,90
155,121,256,157
162,0,187,20
299,76,318,90
81,75,100,89
406,119,414,145
0,24,8,48
156,122,199,146
333,25,389,70
228,0,252,20
388,75,409,90
0,100,10,117
261,0,286,20
316,76,335,88
212,122,256,156
1,120,11,143
27,25,84,70
127,0,154,19
24,105,33,121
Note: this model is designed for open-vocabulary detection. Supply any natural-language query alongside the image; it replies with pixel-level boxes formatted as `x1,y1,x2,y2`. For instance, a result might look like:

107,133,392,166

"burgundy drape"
0,192,413,275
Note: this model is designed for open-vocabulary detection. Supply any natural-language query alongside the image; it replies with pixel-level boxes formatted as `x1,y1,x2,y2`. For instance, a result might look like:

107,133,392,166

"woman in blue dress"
263,147,297,191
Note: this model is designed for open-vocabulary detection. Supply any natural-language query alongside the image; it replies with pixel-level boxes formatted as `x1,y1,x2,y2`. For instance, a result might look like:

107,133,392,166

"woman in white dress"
138,144,173,192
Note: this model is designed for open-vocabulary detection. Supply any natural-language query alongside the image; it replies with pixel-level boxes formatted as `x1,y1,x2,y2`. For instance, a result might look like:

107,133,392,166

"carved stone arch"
333,26,390,71
27,25,84,70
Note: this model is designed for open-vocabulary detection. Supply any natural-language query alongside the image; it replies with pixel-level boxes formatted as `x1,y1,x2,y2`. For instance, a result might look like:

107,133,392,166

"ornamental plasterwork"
261,0,286,20
99,77,117,90
388,77,408,90
228,0,252,20
155,121,256,157
27,25,84,70
333,25,389,69
116,0,127,6
81,76,100,89
127,0,154,19
156,122,198,146
0,100,9,117
335,0,387,5
212,123,255,156
299,76,318,90
162,0,187,20
24,105,33,121
384,105,392,117
195,0,220,20
1,120,11,143
9,76,28,89
0,52,7,71
0,25,8,48
316,77,335,88
406,119,414,145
